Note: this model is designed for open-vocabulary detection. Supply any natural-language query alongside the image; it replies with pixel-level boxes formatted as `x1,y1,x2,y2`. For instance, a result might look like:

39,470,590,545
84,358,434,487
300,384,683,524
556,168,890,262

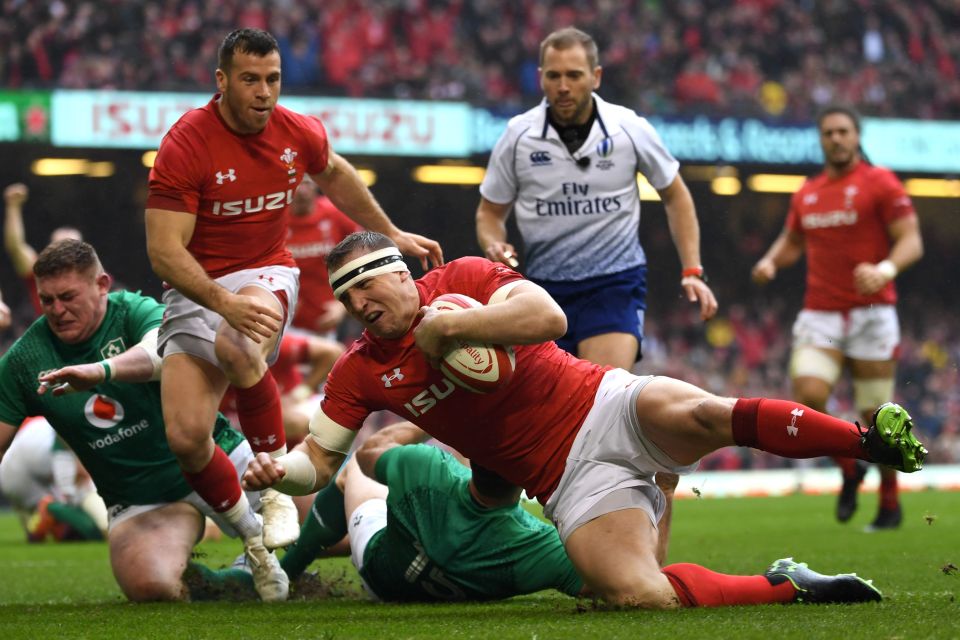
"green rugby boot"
765,558,882,604
860,402,926,473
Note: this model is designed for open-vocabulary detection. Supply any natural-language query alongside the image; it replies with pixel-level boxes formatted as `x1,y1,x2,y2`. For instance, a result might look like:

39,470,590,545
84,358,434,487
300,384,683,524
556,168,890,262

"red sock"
662,563,795,607
731,398,865,460
879,473,899,510
182,446,242,513
834,456,858,477
235,371,285,453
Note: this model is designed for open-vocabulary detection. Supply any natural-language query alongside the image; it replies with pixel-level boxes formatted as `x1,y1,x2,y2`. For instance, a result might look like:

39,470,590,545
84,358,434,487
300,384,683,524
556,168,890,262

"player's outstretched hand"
390,230,444,271
37,363,108,396
751,258,777,285
242,452,286,491
483,241,520,270
219,293,282,344
681,277,719,321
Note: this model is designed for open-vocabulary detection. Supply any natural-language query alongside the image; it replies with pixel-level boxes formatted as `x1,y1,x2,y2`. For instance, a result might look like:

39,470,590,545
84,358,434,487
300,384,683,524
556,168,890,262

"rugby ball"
429,293,516,393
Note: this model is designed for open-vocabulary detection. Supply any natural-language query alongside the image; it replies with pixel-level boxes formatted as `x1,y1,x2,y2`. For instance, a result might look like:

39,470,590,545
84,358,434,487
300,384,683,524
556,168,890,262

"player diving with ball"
244,230,926,609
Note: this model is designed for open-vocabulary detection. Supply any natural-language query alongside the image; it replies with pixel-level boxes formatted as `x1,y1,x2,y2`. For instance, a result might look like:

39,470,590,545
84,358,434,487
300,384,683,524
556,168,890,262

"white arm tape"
272,450,318,496
308,408,357,454
135,328,163,381
488,280,524,305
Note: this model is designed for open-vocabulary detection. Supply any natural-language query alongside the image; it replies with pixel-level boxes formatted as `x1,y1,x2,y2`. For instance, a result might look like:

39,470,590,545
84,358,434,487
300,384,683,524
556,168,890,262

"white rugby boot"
260,487,300,550
243,516,289,602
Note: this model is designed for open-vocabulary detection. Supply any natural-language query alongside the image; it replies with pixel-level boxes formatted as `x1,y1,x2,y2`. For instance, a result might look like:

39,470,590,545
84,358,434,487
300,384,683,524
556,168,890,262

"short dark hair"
470,463,522,503
218,28,280,71
540,27,599,69
326,231,398,274
34,239,102,279
817,104,862,133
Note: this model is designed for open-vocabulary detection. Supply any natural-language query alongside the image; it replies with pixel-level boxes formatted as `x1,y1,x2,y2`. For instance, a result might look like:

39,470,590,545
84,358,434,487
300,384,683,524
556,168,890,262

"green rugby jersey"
360,445,583,601
0,290,240,507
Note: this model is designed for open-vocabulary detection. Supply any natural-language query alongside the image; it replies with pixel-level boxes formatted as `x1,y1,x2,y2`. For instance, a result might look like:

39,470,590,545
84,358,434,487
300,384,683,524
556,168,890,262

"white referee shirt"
480,94,679,282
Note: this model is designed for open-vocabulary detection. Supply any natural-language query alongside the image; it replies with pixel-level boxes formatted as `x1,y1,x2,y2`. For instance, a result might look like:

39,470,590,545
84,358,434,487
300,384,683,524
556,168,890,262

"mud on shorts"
792,305,900,361
544,368,698,543
106,438,261,538
158,265,300,366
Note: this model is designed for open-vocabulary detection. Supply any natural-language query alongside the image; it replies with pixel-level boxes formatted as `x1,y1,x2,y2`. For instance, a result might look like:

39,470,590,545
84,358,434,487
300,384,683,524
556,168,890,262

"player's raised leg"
161,352,286,601
632,377,925,472
215,283,299,550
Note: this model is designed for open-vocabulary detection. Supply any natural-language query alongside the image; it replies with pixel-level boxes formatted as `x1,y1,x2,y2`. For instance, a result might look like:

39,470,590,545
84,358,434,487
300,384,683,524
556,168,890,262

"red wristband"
681,266,704,278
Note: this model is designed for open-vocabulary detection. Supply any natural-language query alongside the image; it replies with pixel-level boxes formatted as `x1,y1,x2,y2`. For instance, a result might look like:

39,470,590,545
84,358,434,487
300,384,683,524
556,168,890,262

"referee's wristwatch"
681,266,708,282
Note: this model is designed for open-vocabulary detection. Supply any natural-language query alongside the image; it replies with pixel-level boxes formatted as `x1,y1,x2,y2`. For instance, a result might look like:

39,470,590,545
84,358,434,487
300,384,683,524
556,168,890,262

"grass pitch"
0,490,956,639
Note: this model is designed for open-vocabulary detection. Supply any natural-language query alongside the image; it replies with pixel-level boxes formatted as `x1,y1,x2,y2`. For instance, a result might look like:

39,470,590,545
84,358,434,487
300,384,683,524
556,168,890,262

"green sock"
46,502,103,540
183,563,257,601
280,480,347,579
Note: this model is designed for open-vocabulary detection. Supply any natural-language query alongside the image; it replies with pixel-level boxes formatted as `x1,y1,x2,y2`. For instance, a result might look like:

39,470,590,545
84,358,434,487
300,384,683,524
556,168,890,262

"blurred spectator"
1,0,957,119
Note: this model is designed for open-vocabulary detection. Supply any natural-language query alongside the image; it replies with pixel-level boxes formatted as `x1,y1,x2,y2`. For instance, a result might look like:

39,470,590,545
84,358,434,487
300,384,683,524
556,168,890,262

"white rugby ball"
429,293,516,393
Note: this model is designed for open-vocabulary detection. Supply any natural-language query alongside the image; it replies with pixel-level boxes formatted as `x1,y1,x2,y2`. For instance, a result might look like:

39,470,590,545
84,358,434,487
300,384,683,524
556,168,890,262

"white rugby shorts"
792,305,900,361
348,498,388,600
543,368,698,543
106,439,261,536
158,265,300,366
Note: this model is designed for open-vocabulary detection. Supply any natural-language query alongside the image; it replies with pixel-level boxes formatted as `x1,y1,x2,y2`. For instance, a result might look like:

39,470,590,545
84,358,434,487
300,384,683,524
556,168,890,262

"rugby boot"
765,557,882,604
260,487,300,549
864,505,903,532
836,459,869,523
244,516,289,602
859,403,926,473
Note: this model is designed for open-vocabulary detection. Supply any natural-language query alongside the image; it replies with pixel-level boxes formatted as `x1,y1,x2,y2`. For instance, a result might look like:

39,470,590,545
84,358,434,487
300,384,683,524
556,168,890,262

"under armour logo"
803,193,818,206
250,435,278,446
258,274,275,285
216,169,236,184
218,499,232,509
787,408,804,436
382,368,404,387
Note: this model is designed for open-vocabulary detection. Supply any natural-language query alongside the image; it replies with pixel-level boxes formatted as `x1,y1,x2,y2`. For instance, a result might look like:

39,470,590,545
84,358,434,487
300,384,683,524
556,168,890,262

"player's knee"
690,396,734,444
214,337,264,380
592,573,679,609
164,423,213,464
120,573,185,602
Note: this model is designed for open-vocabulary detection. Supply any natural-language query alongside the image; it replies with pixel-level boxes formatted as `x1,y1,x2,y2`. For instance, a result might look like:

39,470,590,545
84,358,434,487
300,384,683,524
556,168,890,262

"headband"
330,247,408,299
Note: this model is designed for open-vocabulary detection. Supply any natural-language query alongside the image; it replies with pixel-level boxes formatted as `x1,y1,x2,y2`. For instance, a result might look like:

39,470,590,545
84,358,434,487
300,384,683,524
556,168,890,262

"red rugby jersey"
786,161,916,311
147,95,330,278
287,197,360,332
319,257,608,503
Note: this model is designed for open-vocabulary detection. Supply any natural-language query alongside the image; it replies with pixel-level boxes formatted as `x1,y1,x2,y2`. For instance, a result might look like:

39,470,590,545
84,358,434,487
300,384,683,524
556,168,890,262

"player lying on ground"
281,421,585,600
244,231,926,608
0,240,282,602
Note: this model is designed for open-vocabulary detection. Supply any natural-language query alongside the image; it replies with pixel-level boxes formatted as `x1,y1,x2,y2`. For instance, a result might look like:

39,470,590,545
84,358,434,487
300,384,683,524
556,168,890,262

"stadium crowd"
1,0,958,120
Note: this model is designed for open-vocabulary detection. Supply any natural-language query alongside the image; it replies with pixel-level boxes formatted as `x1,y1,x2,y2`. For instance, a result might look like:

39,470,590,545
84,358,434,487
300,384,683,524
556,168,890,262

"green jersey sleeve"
114,290,164,340
0,350,30,426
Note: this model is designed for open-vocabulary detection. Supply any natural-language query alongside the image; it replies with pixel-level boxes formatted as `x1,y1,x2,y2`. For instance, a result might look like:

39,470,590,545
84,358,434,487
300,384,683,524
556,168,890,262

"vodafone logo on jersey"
84,394,125,429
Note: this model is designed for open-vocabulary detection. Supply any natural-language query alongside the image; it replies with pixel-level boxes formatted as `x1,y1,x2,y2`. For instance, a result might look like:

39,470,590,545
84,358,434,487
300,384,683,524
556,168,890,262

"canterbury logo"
216,169,236,184
382,368,404,387
530,151,551,165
